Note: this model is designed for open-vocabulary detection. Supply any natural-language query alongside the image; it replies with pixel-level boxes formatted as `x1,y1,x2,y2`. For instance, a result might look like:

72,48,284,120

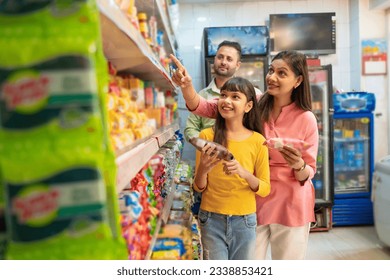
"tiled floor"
306,226,390,260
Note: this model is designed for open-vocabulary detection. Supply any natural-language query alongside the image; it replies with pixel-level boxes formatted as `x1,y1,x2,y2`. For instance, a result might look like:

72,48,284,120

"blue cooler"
372,155,390,247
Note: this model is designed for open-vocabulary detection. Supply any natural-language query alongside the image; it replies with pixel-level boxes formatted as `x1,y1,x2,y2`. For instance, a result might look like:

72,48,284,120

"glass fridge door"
333,115,371,194
308,65,333,206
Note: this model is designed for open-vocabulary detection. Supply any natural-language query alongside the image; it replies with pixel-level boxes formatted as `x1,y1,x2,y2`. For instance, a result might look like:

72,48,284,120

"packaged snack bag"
264,137,313,152
0,0,126,260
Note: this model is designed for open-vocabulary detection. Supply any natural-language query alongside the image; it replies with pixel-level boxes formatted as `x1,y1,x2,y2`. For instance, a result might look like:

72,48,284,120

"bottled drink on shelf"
189,137,234,161
354,129,364,168
333,129,345,167
346,143,355,168
137,12,150,42
334,141,345,167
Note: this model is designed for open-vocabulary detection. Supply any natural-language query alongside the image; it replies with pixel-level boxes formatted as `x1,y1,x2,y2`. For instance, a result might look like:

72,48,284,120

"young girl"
193,77,270,260
170,50,318,260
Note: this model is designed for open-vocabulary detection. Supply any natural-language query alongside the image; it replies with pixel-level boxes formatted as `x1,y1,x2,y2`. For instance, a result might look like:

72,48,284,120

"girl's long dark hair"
213,77,262,147
258,50,312,124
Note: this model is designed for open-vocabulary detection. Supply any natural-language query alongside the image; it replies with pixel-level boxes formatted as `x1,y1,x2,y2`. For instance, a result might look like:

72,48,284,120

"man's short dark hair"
217,40,242,60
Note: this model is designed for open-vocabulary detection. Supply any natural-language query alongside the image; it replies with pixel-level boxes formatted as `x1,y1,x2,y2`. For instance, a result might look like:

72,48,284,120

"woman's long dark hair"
258,50,312,124
213,77,262,147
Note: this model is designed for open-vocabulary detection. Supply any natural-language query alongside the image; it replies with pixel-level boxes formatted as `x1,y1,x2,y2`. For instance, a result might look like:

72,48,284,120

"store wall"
176,0,389,162
352,0,389,163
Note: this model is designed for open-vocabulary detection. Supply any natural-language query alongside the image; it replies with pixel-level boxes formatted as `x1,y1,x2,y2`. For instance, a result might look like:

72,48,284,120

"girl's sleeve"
187,95,219,119
254,139,271,197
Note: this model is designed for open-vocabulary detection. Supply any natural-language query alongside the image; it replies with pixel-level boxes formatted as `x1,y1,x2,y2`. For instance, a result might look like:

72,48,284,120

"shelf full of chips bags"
97,0,176,90
115,122,179,192
0,0,184,260
148,159,202,260
106,60,180,192
118,131,200,260
146,162,202,260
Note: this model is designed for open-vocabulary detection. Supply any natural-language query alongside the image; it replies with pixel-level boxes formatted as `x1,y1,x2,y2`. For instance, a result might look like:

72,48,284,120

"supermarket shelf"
97,0,175,90
155,122,179,147
136,0,178,55
144,178,176,260
115,122,179,192
145,218,162,260
115,138,159,193
155,127,174,147
334,166,365,172
334,137,369,143
160,185,176,224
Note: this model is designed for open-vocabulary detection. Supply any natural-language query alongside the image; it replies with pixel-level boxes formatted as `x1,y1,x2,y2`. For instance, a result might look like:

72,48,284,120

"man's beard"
214,67,235,77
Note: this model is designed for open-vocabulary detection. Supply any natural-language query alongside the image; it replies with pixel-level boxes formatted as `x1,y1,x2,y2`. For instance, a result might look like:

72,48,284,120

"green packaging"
0,0,126,259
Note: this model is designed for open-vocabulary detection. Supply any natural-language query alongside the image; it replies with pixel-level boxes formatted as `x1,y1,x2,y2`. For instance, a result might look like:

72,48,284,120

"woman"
170,50,319,260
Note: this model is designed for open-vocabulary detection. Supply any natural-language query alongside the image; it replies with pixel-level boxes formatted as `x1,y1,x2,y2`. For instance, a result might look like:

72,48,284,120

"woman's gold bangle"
293,161,306,172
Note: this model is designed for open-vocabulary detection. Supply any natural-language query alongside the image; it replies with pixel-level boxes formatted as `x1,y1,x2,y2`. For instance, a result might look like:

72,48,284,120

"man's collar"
207,78,220,94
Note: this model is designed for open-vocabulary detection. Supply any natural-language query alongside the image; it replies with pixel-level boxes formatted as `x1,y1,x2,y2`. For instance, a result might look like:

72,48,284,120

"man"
184,40,253,141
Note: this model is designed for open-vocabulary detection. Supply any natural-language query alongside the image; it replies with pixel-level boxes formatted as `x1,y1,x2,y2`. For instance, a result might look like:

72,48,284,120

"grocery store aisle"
306,226,390,260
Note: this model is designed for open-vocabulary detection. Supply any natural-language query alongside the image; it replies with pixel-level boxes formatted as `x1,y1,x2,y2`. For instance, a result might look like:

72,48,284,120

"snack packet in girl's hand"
264,137,313,152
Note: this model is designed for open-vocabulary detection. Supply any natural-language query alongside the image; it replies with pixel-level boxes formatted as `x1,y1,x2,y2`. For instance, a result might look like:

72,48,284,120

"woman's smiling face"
266,58,302,98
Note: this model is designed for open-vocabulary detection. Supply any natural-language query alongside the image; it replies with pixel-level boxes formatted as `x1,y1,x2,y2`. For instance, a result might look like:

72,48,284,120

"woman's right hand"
170,54,193,89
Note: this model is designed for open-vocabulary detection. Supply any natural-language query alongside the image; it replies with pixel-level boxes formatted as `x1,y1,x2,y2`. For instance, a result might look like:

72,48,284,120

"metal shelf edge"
115,138,159,193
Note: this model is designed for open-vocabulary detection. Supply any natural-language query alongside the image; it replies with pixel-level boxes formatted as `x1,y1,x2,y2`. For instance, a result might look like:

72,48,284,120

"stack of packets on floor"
0,0,127,259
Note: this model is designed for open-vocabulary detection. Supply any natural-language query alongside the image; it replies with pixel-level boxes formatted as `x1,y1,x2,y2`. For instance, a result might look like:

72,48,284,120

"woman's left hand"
279,145,304,170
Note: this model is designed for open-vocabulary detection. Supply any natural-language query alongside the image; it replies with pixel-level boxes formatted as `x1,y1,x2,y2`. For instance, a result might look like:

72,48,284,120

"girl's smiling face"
218,90,253,120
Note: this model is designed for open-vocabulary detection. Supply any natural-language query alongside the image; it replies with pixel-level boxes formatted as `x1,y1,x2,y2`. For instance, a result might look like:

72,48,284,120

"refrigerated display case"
203,26,269,91
332,92,376,226
308,64,334,231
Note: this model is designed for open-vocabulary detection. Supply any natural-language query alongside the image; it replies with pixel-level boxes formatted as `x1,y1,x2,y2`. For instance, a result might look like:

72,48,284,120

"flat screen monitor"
203,26,269,57
269,13,336,56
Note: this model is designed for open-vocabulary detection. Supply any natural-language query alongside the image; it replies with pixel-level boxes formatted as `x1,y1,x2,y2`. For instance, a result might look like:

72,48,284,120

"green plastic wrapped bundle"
0,0,126,259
